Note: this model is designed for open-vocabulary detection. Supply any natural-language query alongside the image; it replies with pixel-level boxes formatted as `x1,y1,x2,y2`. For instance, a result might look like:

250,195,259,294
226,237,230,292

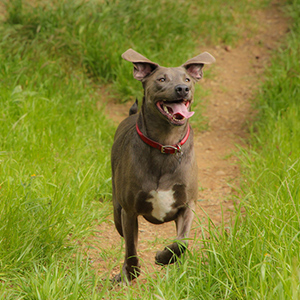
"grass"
3,0,266,102
233,1,300,295
0,1,115,295
1,0,298,298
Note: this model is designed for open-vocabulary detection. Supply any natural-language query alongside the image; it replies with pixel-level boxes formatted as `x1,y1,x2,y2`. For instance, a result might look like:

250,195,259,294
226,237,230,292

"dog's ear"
182,52,215,81
122,49,159,81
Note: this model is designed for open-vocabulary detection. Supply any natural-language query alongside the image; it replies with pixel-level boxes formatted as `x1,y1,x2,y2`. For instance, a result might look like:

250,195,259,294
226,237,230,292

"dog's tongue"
166,102,194,119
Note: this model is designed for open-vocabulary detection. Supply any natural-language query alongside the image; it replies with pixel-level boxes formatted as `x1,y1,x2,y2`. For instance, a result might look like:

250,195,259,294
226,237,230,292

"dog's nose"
175,84,189,98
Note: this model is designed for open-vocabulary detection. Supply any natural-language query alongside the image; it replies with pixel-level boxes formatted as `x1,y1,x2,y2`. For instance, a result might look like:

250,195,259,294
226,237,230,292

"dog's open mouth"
156,100,195,125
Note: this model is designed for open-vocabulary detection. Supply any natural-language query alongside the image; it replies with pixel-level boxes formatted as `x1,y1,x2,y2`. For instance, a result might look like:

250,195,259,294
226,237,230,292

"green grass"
1,0,297,298
3,0,266,102
233,1,300,295
0,1,116,295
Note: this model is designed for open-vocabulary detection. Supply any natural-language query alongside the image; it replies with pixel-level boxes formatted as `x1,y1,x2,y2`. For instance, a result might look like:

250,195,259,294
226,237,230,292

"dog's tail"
129,98,138,116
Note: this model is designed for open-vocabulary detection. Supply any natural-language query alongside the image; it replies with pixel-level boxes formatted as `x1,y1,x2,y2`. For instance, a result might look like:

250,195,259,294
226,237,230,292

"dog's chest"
147,190,176,222
134,182,188,223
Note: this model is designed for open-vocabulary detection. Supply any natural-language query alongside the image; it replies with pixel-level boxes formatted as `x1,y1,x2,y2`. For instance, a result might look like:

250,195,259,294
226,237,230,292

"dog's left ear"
182,52,215,81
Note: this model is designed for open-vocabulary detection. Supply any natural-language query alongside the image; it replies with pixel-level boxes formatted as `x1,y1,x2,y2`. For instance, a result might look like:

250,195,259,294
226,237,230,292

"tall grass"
4,0,266,101
235,0,300,295
1,1,115,296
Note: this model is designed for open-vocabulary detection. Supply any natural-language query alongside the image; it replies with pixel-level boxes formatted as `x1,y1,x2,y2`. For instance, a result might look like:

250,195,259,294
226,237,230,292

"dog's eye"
158,78,165,82
185,78,191,82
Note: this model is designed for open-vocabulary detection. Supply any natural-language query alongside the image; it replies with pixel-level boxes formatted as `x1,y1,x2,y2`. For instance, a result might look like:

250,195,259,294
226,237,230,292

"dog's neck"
137,99,190,146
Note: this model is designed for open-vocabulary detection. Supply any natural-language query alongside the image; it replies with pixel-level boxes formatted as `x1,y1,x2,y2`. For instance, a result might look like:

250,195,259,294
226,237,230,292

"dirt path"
87,1,289,282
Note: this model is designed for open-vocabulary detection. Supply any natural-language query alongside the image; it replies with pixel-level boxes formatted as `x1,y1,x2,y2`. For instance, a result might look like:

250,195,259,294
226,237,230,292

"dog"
111,49,215,283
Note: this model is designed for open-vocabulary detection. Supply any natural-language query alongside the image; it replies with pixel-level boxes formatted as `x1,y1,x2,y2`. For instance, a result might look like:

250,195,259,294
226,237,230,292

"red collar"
136,123,190,155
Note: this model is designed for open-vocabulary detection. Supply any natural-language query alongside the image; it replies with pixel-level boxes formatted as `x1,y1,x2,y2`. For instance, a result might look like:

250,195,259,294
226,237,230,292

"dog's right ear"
122,49,159,81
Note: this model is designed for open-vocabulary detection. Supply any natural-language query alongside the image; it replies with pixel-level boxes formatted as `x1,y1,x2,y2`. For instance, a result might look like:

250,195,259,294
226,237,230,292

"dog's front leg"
155,202,195,265
114,209,141,284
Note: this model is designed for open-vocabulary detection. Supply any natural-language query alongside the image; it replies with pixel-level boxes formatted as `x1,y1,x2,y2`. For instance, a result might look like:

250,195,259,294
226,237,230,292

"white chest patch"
147,189,175,222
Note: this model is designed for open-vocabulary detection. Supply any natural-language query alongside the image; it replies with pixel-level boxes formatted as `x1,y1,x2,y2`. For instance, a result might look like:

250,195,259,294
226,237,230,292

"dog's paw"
155,249,177,265
155,242,188,265
111,264,141,285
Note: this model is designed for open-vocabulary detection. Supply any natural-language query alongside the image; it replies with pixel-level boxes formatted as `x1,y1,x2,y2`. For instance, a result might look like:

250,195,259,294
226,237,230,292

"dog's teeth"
163,105,169,114
172,116,185,122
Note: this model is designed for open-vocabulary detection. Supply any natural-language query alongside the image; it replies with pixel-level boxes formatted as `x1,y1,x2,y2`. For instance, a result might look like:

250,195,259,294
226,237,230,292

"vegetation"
2,0,264,101
0,0,299,298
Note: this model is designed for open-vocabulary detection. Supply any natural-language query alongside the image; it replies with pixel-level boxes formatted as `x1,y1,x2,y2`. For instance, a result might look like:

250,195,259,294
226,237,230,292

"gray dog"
111,49,215,283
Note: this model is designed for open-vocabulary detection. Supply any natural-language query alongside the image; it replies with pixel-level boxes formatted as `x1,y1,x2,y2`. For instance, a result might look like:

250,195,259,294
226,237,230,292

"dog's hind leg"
113,201,123,237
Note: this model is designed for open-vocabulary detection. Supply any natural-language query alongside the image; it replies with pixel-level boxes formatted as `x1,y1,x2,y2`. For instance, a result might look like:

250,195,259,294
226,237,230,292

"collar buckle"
161,144,182,155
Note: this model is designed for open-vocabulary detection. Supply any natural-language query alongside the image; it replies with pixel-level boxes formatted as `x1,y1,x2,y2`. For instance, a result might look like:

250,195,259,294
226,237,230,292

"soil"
87,1,289,283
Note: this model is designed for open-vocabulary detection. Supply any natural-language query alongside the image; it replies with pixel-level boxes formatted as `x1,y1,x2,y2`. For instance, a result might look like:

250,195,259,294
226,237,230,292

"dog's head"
122,49,215,126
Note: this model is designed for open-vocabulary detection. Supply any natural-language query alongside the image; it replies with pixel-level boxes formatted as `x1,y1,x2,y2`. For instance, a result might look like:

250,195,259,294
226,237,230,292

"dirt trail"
88,1,289,282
